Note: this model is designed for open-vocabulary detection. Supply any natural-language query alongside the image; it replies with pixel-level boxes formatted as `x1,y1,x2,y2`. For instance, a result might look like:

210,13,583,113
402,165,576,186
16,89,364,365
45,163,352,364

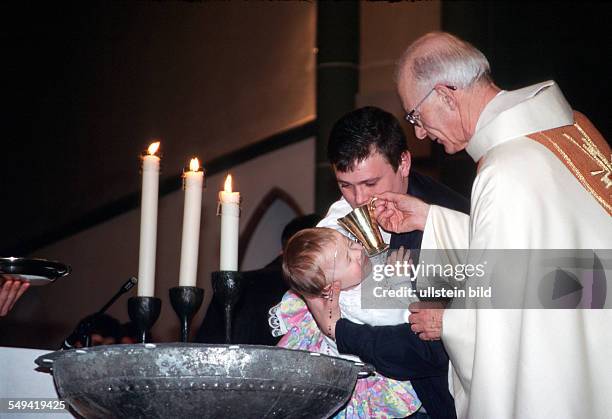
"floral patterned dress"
270,289,421,419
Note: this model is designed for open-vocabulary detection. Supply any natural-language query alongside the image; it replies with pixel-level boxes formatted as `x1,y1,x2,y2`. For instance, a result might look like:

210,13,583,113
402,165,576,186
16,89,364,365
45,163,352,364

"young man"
315,106,469,419
318,106,469,251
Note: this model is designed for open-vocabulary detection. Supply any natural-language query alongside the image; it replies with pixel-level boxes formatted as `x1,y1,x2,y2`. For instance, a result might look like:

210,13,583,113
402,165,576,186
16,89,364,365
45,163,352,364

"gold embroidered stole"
527,111,612,216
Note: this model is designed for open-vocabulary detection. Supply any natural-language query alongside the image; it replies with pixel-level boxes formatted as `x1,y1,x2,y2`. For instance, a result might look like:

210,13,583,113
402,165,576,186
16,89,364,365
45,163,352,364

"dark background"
2,1,610,255
437,1,611,196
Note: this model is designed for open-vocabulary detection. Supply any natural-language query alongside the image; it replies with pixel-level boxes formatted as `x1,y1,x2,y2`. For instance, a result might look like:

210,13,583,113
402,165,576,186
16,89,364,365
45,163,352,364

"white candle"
137,141,160,297
178,158,204,287
218,174,240,271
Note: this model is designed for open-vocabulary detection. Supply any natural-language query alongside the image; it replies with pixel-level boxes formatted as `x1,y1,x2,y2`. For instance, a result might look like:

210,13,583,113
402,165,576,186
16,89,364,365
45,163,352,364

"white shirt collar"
466,81,573,161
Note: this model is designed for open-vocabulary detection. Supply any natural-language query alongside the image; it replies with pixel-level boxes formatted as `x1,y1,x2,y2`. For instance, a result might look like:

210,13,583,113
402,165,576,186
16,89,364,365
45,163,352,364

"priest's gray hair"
396,32,491,96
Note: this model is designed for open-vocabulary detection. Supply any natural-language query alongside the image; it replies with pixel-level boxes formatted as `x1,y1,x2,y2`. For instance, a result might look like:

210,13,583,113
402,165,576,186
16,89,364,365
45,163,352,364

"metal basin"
35,343,372,418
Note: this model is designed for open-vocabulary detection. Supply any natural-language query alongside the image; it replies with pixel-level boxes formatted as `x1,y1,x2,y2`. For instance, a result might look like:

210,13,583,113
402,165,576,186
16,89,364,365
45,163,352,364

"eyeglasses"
405,85,457,127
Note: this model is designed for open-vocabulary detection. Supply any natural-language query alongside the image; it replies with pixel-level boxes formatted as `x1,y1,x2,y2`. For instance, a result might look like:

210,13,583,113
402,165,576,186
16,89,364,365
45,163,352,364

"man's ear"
436,85,457,110
399,151,411,177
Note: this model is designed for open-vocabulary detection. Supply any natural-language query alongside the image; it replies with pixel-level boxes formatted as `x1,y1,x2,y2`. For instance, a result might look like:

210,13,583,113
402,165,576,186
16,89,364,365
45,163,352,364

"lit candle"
178,158,204,287
137,141,160,297
218,174,240,271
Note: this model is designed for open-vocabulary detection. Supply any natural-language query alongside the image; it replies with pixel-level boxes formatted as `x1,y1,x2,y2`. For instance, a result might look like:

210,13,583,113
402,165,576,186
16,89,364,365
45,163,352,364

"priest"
307,31,612,419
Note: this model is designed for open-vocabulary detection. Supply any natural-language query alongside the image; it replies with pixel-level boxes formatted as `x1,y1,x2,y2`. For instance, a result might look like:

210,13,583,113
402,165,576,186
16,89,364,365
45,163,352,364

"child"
269,227,419,418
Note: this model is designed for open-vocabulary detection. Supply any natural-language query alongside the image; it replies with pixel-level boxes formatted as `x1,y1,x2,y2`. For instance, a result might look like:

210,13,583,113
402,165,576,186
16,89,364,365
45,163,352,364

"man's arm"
335,319,449,380
373,194,470,342
304,282,448,380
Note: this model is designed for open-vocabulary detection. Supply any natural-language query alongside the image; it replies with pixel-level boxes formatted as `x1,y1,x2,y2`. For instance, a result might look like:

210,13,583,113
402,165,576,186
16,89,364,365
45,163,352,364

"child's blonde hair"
282,227,337,296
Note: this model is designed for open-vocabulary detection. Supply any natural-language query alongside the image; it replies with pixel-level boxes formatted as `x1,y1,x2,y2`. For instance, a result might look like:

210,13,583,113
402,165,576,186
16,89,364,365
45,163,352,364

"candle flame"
189,158,200,172
147,141,160,156
224,174,233,193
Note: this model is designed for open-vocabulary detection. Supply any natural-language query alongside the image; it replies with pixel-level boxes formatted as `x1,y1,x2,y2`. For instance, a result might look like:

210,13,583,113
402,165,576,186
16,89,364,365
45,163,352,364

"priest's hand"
372,192,430,233
0,276,30,317
408,301,445,341
303,281,342,340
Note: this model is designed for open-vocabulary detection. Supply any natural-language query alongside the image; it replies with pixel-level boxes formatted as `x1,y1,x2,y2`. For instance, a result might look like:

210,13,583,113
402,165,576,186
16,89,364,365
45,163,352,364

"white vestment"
422,81,612,418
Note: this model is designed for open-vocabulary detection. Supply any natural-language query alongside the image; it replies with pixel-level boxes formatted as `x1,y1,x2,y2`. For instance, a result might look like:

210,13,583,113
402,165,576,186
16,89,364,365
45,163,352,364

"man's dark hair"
328,106,408,172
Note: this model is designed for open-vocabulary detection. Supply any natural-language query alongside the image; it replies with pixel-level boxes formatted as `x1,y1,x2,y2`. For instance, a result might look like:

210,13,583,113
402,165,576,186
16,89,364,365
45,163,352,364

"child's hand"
386,246,411,266
303,281,341,340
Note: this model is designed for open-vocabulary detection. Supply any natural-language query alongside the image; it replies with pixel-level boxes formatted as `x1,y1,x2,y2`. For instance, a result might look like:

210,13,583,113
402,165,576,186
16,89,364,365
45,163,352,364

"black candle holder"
211,271,243,344
169,286,204,342
127,296,162,343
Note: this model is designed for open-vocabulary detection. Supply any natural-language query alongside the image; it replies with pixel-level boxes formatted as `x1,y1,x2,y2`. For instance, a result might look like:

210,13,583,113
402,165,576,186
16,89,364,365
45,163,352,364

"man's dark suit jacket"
336,171,470,419
195,256,287,346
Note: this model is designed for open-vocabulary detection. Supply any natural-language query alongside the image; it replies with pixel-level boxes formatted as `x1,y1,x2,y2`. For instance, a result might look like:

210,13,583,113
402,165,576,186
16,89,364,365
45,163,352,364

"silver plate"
0,257,71,285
